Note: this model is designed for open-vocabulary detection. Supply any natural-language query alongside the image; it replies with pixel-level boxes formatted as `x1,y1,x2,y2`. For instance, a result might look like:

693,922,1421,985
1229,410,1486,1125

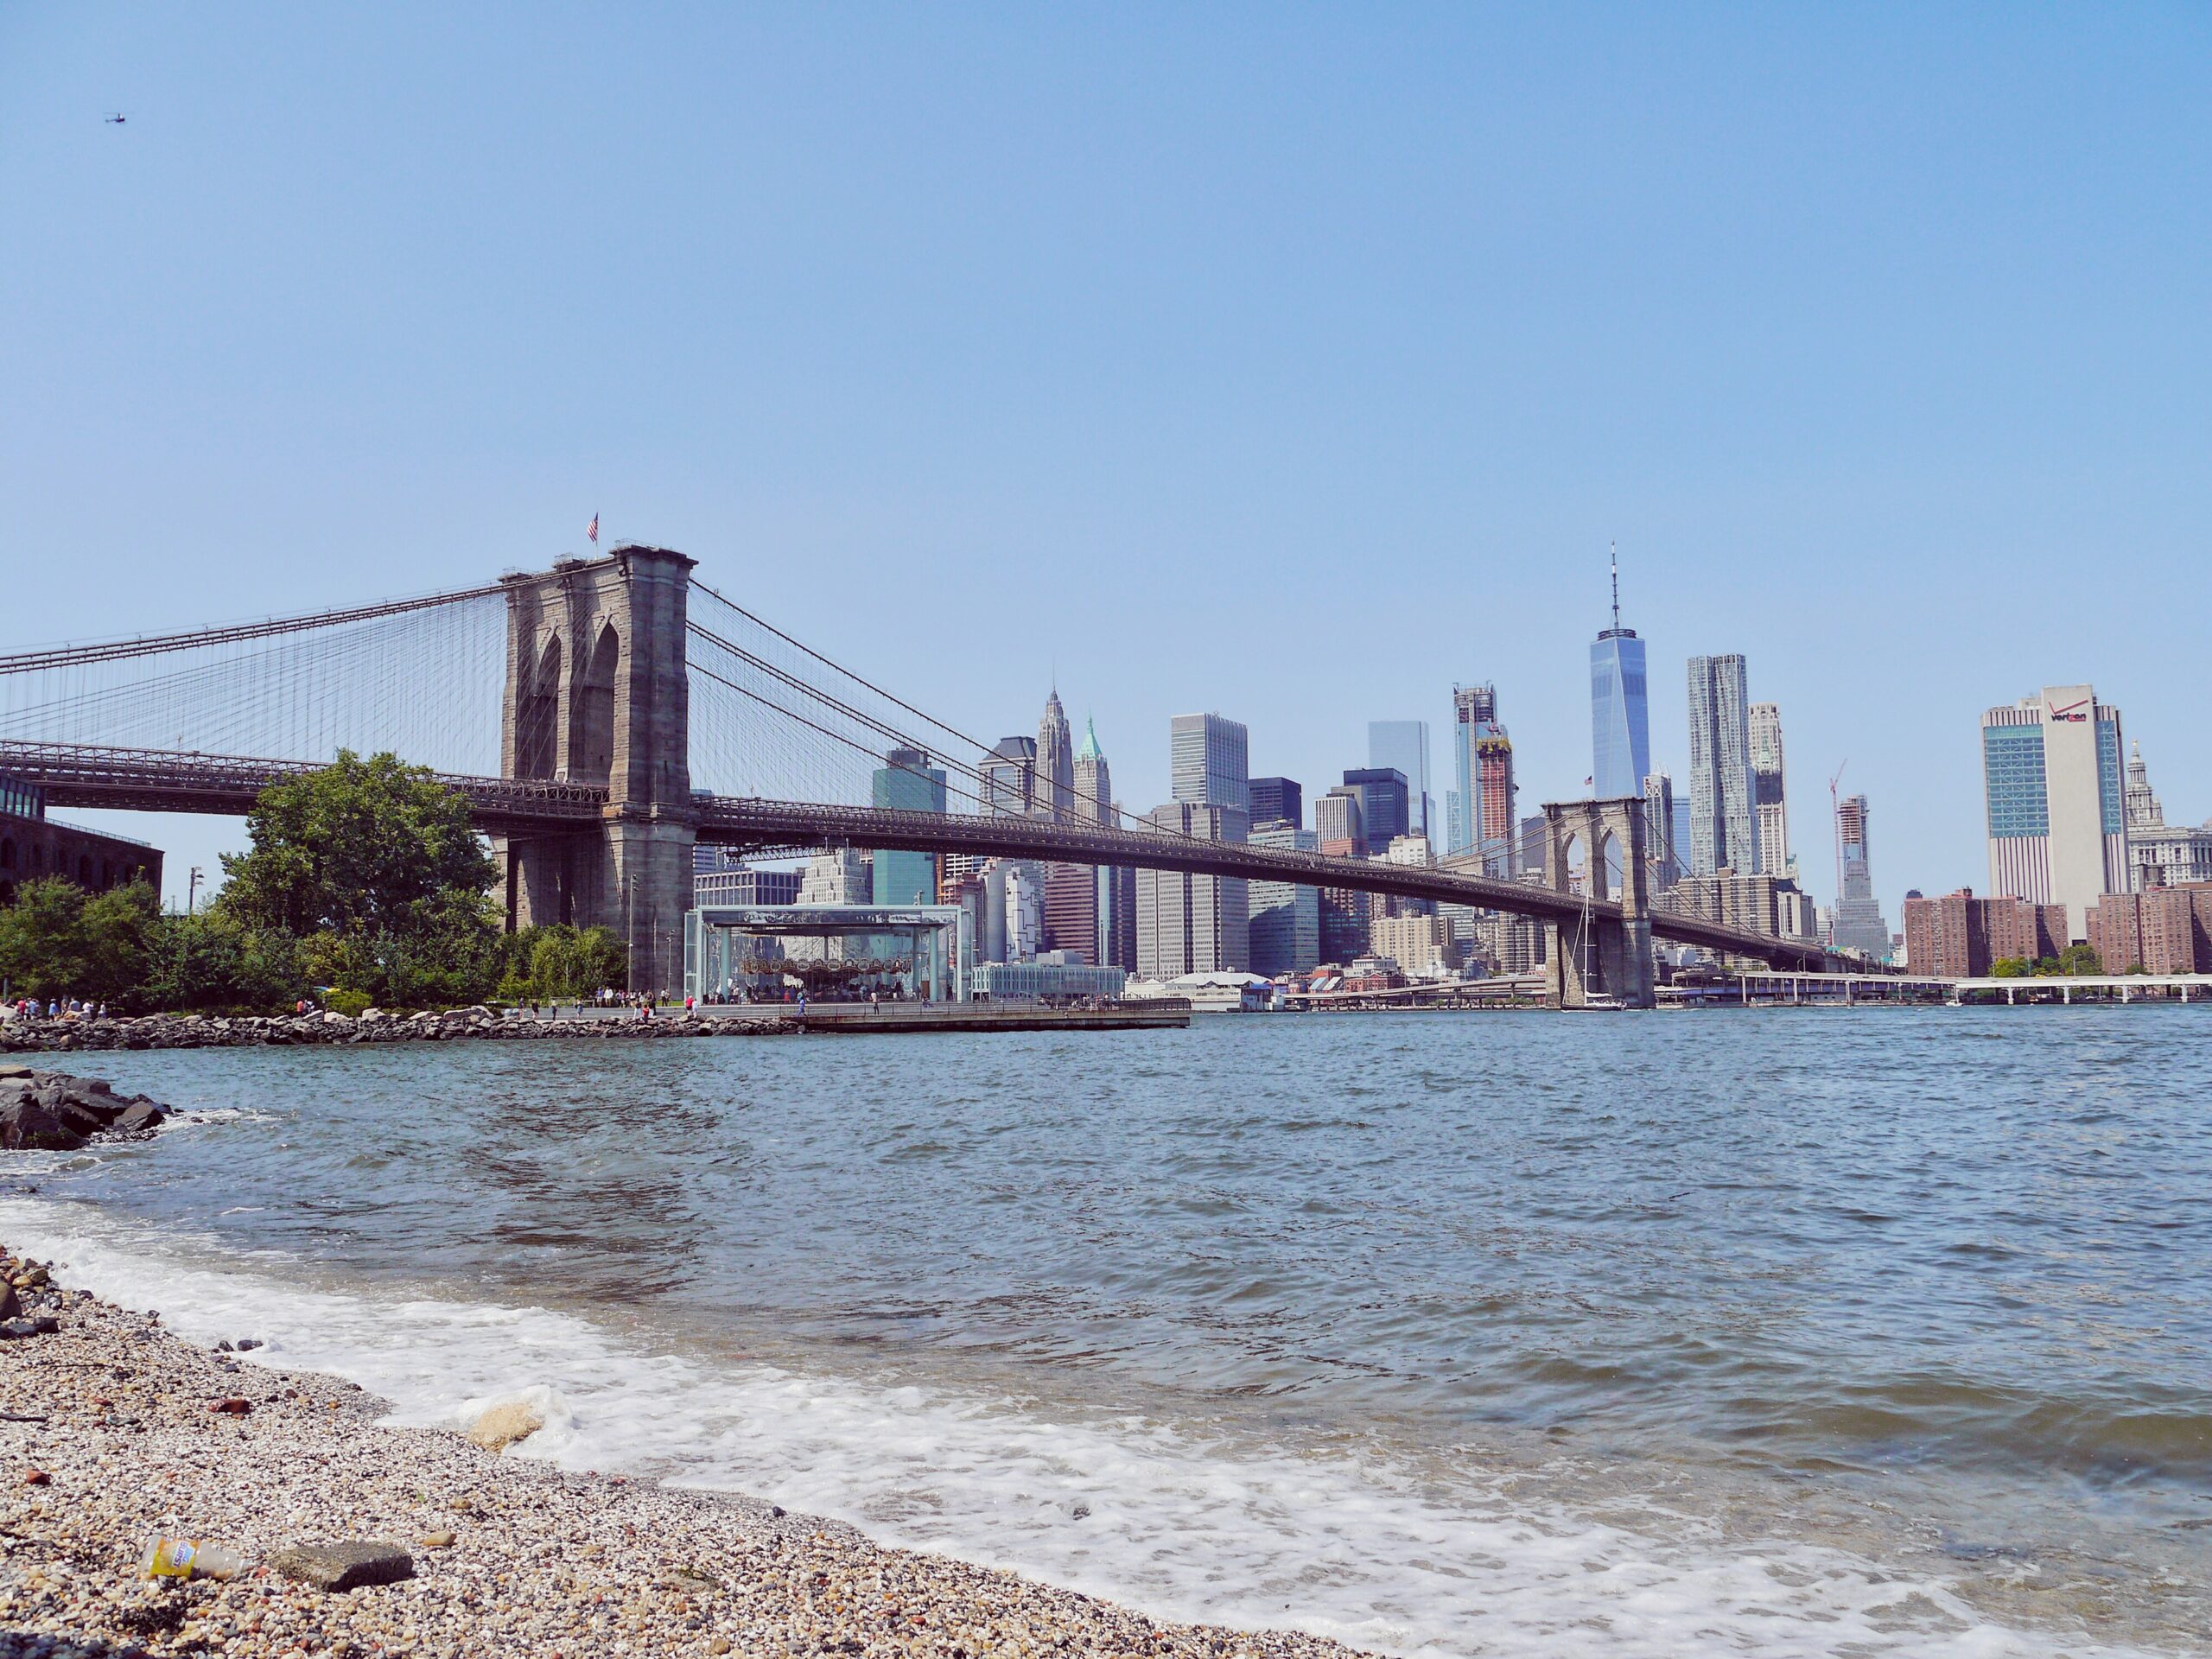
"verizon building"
1980,684,2130,943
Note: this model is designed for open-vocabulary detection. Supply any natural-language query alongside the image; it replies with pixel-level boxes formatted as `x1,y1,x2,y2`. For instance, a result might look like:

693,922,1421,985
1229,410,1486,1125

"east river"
5,1009,2207,1655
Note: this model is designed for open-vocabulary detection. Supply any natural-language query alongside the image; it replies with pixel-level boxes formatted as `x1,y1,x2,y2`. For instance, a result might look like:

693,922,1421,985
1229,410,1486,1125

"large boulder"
1,1098,83,1151
110,1098,168,1135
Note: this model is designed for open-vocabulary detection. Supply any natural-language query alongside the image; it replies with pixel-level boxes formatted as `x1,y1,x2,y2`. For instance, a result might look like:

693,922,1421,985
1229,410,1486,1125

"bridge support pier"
499,547,699,994
1540,798,1656,1010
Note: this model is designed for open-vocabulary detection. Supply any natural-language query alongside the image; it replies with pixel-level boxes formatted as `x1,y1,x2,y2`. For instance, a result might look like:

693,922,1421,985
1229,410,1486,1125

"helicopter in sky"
105,112,126,124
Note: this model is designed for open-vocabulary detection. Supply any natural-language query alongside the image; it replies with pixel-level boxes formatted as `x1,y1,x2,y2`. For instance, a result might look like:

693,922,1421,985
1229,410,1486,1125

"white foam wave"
0,1197,2166,1658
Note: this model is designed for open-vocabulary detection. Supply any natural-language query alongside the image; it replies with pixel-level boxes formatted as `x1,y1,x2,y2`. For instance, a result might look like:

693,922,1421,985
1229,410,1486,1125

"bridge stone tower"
497,547,698,991
1540,797,1656,1009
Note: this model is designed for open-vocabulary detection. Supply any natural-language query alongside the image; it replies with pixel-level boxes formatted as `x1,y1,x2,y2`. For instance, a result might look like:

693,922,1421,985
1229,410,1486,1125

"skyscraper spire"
1036,684,1075,822
1611,541,1620,633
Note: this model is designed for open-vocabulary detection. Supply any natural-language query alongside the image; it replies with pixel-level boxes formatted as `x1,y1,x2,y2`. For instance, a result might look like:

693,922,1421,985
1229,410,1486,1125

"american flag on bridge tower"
586,513,599,544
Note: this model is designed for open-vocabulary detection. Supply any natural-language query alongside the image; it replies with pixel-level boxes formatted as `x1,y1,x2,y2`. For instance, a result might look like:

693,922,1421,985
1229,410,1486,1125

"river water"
3,1009,2207,1654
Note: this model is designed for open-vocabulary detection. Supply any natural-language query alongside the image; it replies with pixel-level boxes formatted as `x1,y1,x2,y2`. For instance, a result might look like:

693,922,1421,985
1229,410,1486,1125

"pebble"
0,1241,1375,1659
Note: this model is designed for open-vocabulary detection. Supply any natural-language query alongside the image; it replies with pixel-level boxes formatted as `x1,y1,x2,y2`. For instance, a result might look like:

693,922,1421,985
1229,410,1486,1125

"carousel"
684,902,967,1003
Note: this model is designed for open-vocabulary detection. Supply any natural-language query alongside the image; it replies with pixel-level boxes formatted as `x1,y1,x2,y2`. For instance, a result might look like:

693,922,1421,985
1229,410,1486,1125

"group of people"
3,996,111,1022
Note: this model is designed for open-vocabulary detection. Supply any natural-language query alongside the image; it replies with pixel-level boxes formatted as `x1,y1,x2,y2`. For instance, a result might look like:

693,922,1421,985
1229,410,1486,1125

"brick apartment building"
1901,889,2069,978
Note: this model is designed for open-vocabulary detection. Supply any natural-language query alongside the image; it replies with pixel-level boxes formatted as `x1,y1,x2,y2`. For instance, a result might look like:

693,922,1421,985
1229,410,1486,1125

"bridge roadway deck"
1,741,1834,970
690,800,1832,970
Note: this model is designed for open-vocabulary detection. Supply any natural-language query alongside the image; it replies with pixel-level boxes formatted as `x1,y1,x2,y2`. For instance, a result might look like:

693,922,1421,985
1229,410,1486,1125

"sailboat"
1568,871,1623,1010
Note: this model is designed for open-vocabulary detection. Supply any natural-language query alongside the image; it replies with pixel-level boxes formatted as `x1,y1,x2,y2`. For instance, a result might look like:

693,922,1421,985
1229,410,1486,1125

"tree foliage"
137,909,305,1013
0,879,159,1001
219,751,497,938
1,752,632,1012
1995,945,2105,979
524,925,629,1001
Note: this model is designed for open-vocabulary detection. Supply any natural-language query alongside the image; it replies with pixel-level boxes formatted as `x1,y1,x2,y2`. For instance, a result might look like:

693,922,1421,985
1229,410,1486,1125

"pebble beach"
0,1245,1374,1659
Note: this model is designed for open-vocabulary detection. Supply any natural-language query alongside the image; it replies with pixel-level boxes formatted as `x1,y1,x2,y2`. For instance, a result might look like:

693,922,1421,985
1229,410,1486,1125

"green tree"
219,751,497,938
526,925,628,1000
1991,957,2031,978
0,878,158,1003
140,910,304,1013
2057,942,2102,976
219,751,502,1007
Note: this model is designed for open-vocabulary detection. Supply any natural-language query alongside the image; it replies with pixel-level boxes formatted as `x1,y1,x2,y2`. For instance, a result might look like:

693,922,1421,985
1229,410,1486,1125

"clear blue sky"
5,5,2209,921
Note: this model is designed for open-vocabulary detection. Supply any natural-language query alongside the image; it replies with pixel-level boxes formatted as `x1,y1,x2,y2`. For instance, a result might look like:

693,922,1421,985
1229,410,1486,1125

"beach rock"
269,1539,416,1591
466,1399,545,1452
0,1098,79,1150
0,1316,61,1338
0,1283,16,1320
0,1062,32,1078
111,1098,168,1135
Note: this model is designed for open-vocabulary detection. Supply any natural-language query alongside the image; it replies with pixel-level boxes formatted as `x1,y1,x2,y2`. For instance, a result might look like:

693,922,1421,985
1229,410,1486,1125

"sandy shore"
0,1245,1375,1659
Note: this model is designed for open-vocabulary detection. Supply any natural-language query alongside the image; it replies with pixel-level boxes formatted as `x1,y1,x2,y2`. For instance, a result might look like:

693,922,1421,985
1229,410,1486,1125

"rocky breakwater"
1,1006,789,1054
0,1065,168,1154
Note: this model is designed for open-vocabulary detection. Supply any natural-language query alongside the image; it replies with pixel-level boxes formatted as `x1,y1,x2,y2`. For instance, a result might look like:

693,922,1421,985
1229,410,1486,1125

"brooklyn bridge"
0,545,1852,1006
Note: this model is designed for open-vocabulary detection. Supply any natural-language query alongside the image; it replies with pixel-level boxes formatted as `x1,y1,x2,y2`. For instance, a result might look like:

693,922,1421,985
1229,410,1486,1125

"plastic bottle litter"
143,1538,245,1581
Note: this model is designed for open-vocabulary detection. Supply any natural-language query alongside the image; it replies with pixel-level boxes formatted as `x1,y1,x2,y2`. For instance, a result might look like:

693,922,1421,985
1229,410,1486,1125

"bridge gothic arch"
514,636,562,780
569,620,620,785
1541,798,1656,1008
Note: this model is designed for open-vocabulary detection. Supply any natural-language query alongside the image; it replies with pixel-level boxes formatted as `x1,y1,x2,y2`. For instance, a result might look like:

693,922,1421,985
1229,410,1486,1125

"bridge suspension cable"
683,580,1243,855
0,582,511,677
0,586,507,776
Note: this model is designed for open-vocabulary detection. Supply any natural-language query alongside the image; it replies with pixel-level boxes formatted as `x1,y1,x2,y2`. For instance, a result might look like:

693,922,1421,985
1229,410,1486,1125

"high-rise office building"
1036,689,1075,822
1171,714,1249,813
1368,721,1432,840
1590,553,1649,800
1446,683,1493,858
1042,861,1099,963
1341,767,1409,857
1315,836,1370,964
982,736,1037,817
1829,793,1891,958
1248,821,1320,976
1660,869,1821,944
1982,685,2129,941
1135,801,1249,976
983,860,1046,963
1315,786,1363,849
798,847,871,906
1249,776,1302,831
1643,771,1680,890
1073,718,1113,828
1102,835,1138,972
1518,813,1550,881
1448,684,1516,874
1748,701,1792,880
870,747,947,906
1687,654,1755,875
694,862,803,908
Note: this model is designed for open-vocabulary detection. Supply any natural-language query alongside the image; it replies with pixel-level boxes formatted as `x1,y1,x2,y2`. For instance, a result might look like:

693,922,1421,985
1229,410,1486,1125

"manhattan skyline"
5,7,2209,929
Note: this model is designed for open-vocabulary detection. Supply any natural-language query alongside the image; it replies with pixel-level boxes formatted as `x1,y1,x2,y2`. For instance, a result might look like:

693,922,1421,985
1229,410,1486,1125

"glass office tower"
1591,629,1649,800
872,747,948,906
1368,721,1432,840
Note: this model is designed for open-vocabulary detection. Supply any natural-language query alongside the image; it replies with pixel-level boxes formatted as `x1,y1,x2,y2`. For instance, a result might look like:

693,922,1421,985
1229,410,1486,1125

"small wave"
0,1196,2178,1659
